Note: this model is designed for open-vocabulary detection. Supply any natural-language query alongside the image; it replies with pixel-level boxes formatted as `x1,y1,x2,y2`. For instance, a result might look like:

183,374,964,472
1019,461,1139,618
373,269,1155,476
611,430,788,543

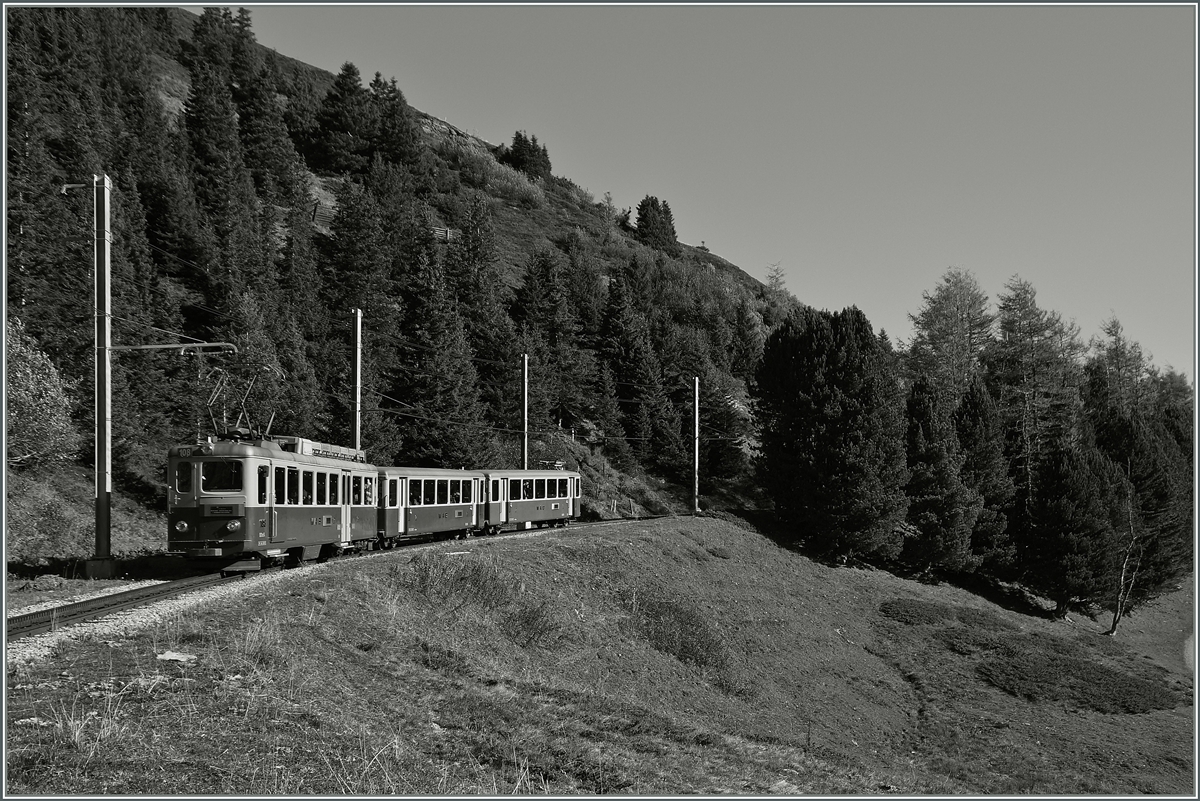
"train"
166,430,582,572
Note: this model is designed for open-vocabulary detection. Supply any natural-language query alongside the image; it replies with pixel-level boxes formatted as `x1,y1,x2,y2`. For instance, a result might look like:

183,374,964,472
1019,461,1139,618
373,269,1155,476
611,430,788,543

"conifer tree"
953,374,1016,573
907,267,994,403
754,306,909,559
633,195,681,256
902,374,983,573
316,62,378,175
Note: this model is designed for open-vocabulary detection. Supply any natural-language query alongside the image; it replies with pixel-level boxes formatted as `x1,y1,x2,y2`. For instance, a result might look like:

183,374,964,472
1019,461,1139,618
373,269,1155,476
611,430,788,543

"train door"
340,471,352,544
498,478,509,525
270,464,285,543
397,478,407,535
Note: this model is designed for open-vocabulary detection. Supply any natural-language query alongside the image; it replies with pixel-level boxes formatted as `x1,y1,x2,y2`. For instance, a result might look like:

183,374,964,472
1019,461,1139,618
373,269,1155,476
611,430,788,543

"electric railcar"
167,432,582,570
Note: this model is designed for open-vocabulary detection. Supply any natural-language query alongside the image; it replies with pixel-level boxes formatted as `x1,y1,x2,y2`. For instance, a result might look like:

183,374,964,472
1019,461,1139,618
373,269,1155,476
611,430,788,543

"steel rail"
6,573,241,642
5,515,672,642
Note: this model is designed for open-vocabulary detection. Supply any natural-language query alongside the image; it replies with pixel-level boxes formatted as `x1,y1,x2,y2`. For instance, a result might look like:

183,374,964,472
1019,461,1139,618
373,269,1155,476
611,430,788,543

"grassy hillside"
6,517,1192,794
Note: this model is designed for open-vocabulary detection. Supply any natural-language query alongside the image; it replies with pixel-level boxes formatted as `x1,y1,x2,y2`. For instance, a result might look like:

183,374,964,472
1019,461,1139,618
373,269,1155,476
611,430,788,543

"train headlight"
225,520,242,532
174,520,189,533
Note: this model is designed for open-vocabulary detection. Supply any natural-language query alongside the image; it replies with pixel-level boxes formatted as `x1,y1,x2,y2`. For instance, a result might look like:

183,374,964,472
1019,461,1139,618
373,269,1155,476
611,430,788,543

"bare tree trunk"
1108,481,1141,636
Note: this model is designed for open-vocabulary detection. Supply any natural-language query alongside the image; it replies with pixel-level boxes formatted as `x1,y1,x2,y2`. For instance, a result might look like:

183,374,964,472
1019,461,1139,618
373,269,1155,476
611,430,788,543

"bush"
620,585,729,673
434,139,544,208
878,598,957,626
401,552,515,611
6,318,80,470
501,597,561,649
976,636,1177,714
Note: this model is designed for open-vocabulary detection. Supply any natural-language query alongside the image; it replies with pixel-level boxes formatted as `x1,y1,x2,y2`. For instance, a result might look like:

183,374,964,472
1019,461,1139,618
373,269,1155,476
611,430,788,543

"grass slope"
5,517,1193,794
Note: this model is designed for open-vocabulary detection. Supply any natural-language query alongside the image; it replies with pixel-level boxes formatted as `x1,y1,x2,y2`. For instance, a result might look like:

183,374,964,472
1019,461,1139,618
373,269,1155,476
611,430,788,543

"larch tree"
906,266,994,403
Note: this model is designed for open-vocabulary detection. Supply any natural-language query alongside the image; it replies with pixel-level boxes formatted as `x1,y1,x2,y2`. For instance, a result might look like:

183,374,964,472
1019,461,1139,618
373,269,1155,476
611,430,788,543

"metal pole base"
83,557,118,579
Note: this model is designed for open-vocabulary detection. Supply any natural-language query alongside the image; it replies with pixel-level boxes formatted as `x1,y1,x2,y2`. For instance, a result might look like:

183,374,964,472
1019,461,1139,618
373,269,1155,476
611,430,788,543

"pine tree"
754,306,909,559
1084,318,1193,632
633,195,681,256
315,62,378,175
1022,445,1126,616
369,73,421,167
953,374,1016,574
902,374,983,573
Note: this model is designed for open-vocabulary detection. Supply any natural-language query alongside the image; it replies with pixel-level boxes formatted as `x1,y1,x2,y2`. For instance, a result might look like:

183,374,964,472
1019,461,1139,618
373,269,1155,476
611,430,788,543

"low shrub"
934,627,1003,656
976,636,1178,714
402,552,515,611
620,585,732,677
501,597,561,649
878,598,956,626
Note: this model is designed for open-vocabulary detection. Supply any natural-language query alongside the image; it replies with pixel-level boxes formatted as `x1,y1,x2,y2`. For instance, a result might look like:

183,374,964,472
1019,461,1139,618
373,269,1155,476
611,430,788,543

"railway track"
5,573,243,642
5,514,675,644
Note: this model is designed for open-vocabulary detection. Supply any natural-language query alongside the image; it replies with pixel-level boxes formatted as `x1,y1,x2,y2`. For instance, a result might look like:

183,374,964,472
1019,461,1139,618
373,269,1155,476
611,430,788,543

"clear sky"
234,3,1196,378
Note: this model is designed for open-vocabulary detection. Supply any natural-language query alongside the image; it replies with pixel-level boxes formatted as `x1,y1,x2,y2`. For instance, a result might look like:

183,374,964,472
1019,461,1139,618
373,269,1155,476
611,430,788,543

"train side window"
364,476,374,506
510,480,521,501
535,479,546,499
558,478,568,497
423,479,436,505
463,480,472,504
547,480,558,499
450,479,461,504
257,466,268,504
316,473,327,505
202,461,243,492
437,480,449,505
175,462,193,493
274,467,286,504
520,479,532,499
302,471,314,505
352,476,363,505
492,480,500,502
286,467,299,505
389,479,398,508
409,479,422,506
329,473,339,505
575,477,581,497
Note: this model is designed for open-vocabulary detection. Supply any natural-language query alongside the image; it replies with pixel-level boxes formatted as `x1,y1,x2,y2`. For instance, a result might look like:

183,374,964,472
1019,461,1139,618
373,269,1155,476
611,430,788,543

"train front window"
201,461,242,493
175,462,193,493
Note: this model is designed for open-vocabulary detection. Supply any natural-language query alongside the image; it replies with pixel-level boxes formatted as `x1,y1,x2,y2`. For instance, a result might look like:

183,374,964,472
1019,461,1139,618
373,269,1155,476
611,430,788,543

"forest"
5,7,1193,632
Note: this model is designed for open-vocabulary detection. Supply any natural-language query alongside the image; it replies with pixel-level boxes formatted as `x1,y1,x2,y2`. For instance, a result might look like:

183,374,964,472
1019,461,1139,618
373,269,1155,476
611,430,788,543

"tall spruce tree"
754,306,909,559
953,374,1016,574
902,374,983,573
